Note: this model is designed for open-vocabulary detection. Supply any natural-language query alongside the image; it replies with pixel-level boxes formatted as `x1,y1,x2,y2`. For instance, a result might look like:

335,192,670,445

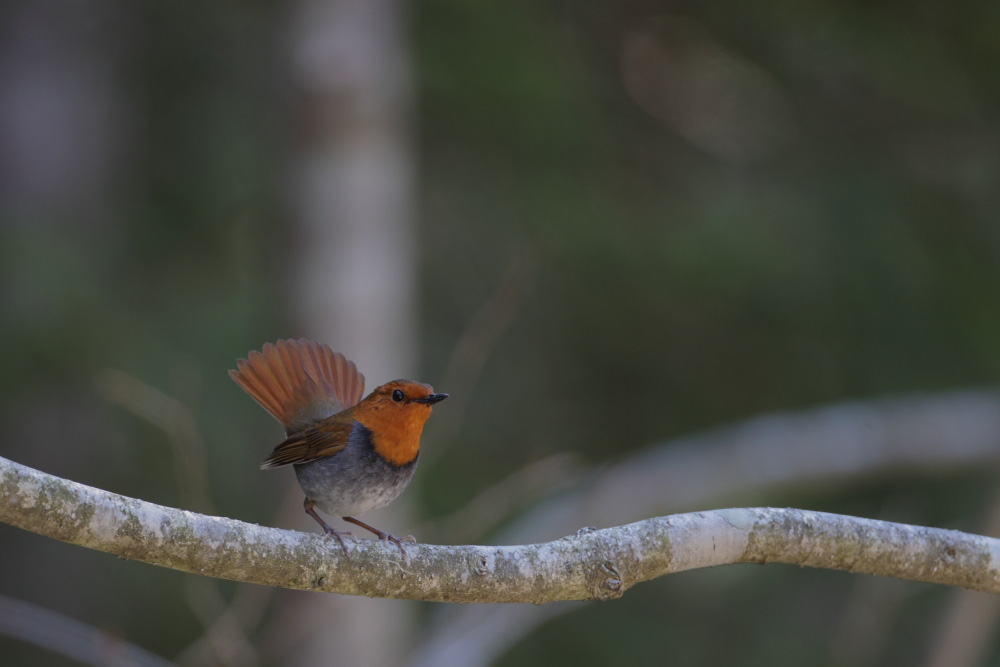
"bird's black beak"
414,393,448,404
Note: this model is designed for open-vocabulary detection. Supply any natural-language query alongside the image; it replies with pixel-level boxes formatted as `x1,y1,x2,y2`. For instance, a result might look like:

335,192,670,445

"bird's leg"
303,497,351,555
342,516,415,558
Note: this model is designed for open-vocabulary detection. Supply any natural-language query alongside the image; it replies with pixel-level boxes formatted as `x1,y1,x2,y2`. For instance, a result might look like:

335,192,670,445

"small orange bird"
229,339,447,556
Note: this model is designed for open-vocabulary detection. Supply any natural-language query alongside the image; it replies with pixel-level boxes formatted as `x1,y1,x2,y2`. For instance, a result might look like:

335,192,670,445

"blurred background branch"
0,593,176,667
96,370,214,514
499,390,1000,543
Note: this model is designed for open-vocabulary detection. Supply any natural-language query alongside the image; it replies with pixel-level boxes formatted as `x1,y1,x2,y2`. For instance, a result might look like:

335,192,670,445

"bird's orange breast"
354,405,430,467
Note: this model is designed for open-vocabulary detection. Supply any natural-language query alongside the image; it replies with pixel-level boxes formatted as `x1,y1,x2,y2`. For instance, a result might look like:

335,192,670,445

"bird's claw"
325,529,352,537
377,532,413,559
341,516,414,560
322,527,353,556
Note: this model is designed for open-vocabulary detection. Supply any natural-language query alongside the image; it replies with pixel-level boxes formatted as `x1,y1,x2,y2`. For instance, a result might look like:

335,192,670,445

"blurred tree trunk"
274,0,418,664
0,3,124,225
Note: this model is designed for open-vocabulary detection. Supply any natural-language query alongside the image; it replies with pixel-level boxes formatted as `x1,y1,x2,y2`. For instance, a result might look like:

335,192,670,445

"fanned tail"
229,339,365,433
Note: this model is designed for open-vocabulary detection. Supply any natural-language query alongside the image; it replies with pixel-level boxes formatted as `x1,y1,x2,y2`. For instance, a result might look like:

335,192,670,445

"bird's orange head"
352,380,448,466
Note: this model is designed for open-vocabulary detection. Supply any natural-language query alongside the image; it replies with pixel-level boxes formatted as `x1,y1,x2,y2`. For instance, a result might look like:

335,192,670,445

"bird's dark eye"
392,389,404,402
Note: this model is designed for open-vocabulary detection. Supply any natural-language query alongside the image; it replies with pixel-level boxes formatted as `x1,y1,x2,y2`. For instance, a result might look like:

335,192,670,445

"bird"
229,339,447,556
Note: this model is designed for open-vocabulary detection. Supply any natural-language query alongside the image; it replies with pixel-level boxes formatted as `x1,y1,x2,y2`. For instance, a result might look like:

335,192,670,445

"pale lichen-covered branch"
2,456,999,602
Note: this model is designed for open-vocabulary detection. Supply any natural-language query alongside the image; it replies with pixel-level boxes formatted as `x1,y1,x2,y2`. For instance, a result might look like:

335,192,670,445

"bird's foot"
342,516,415,559
304,497,352,556
322,525,353,556
380,532,412,559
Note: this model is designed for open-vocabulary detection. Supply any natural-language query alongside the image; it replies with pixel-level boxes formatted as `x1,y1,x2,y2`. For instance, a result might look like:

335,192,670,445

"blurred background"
2,0,1000,665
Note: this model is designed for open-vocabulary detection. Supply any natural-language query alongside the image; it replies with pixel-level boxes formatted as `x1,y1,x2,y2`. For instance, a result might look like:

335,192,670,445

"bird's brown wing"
229,339,365,433
260,414,356,469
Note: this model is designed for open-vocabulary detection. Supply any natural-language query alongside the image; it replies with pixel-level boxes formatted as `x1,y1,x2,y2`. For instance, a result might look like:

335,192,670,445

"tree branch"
2,455,999,602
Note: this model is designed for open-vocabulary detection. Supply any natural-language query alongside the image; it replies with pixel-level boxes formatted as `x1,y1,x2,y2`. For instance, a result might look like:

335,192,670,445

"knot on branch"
472,554,490,577
592,560,625,601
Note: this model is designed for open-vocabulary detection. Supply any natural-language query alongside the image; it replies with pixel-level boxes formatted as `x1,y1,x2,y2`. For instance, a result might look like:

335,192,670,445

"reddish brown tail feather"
229,339,364,433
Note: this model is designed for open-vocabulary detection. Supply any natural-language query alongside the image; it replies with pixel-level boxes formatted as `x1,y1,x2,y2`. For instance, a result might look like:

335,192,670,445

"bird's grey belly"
294,443,417,518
